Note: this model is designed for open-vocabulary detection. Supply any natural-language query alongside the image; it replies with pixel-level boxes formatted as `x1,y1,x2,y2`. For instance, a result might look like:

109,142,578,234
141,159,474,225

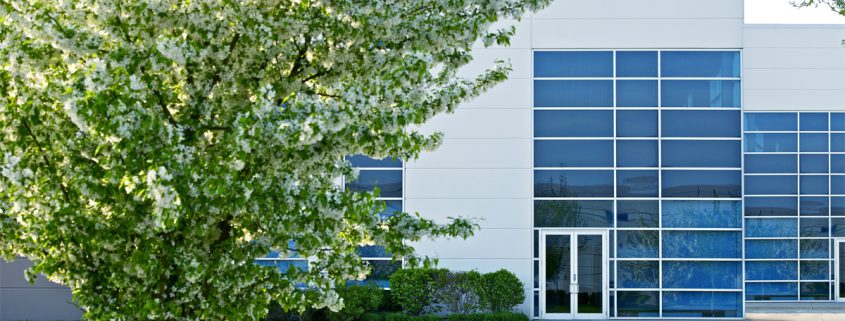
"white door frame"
539,229,609,320
835,238,845,302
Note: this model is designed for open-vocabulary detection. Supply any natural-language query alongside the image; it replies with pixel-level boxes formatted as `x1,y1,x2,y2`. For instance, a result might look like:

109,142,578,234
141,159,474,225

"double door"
540,230,608,319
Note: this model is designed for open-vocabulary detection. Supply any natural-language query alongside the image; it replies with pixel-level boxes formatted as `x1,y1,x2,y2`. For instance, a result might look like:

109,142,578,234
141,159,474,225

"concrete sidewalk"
746,314,845,321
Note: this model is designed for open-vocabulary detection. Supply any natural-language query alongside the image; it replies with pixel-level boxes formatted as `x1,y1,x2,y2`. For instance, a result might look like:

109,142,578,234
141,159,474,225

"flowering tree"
0,0,548,320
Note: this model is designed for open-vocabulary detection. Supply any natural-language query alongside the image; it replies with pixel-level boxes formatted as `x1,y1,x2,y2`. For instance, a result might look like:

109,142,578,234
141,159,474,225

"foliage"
447,312,529,321
0,0,550,320
389,268,444,315
327,284,384,321
382,313,442,321
794,0,845,15
433,271,485,315
480,270,525,312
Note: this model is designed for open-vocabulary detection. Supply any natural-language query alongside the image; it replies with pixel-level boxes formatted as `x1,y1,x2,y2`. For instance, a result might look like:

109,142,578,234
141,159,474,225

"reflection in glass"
534,140,613,167
616,170,658,197
746,261,797,280
661,51,741,77
662,231,741,258
617,80,658,107
800,261,829,281
834,175,845,195
745,175,797,195
832,218,845,237
801,175,829,195
800,282,830,300
799,218,829,237
617,230,659,258
545,235,571,314
662,170,741,198
577,235,603,314
534,110,614,137
534,80,613,107
800,133,829,152
745,113,797,131
744,133,797,152
746,282,798,301
662,292,740,317
662,140,741,168
746,218,798,237
534,170,614,197
346,154,402,168
801,197,830,216
346,170,403,197
617,261,659,289
617,110,658,137
800,154,829,173
746,240,798,259
662,200,741,228
663,261,741,289
534,51,613,77
835,197,845,216
617,200,659,228
745,154,797,173
745,197,797,216
840,244,845,299
661,80,741,107
534,200,613,228
617,291,659,317
800,239,830,259
617,140,658,167
662,110,741,138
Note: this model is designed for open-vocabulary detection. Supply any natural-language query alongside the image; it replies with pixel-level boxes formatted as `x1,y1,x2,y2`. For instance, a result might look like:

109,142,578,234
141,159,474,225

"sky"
746,0,845,24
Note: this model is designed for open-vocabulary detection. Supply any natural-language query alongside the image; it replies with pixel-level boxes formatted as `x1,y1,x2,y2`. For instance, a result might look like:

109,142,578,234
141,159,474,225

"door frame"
539,229,609,320
835,238,845,302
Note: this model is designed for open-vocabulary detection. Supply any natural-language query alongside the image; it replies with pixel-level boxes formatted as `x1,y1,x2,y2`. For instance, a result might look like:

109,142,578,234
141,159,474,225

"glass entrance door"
837,240,845,301
541,230,608,319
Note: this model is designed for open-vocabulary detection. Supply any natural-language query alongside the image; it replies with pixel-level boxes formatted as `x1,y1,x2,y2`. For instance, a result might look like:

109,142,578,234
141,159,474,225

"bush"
447,312,528,321
383,312,441,321
481,270,525,312
389,268,445,315
327,284,384,321
264,302,323,321
433,270,485,315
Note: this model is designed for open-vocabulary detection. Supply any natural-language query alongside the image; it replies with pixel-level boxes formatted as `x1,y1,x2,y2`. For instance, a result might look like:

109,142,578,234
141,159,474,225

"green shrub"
481,270,525,312
264,302,323,321
361,312,386,321
447,312,528,321
326,284,384,321
383,312,441,321
433,270,485,315
389,268,446,315
379,290,403,312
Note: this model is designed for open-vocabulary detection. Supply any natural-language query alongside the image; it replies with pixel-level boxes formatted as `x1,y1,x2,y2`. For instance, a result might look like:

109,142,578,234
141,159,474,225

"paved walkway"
746,314,845,320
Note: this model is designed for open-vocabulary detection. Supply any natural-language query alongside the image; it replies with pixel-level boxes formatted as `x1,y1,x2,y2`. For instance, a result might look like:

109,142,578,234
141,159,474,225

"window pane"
746,261,797,280
617,200,659,228
661,80,741,108
617,170,658,197
662,292,740,318
534,140,613,167
347,260,401,288
745,197,798,217
746,282,798,301
378,200,402,220
746,240,798,259
744,133,798,152
834,175,845,195
801,175,828,195
662,200,741,228
834,134,845,152
832,113,845,131
662,110,740,138
663,261,741,289
801,197,829,216
662,170,741,198
534,170,614,197
800,133,828,152
257,260,309,273
534,110,613,137
746,218,797,237
661,51,741,77
358,245,389,258
617,51,657,77
800,155,829,174
662,140,740,168
834,218,845,237
617,80,658,107
800,113,829,131
800,239,829,259
617,230,659,258
347,170,403,197
745,175,797,195
800,261,829,280
800,218,829,237
801,282,830,300
617,110,658,137
834,197,845,216
346,155,402,168
662,231,741,258
745,113,798,131
617,261,659,288
745,154,798,173
617,291,659,317
832,155,845,173
617,140,658,167
534,200,613,228
534,51,613,77
534,80,613,107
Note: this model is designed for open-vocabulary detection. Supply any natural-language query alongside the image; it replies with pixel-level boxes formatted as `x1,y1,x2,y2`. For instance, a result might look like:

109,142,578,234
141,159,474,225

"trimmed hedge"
327,284,384,321
390,268,525,315
362,312,528,321
481,270,525,312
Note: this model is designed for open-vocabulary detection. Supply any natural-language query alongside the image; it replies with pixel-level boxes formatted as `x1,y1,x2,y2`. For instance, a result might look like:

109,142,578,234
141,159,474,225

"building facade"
1,0,844,320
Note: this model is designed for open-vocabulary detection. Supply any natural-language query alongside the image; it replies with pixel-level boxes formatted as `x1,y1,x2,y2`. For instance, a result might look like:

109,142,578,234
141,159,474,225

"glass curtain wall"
533,50,743,318
744,112,845,301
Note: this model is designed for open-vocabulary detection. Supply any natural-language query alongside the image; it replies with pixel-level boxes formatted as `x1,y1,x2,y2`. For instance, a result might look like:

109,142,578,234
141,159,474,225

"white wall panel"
744,25,845,48
0,288,81,321
532,19,743,49
419,108,531,139
405,169,532,199
534,0,743,19
457,48,532,79
473,19,533,49
459,79,532,109
744,69,845,90
744,90,845,111
743,48,845,69
411,228,531,259
405,198,532,229
408,139,531,169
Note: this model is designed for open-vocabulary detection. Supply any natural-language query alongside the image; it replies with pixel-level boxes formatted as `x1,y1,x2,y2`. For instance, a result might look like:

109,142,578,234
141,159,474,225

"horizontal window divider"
743,194,801,197
744,216,801,219
658,258,743,261
255,258,308,261
534,167,615,170
659,288,744,292
744,152,799,155
353,168,403,171
660,107,742,110
744,237,799,240
744,259,801,261
534,197,617,200
744,131,801,134
533,107,615,110
660,198,743,201
661,228,743,231
663,167,743,170
375,197,403,201
613,288,661,291
533,137,614,140
743,173,800,176
661,137,741,140
534,77,615,80
614,258,661,261
745,280,800,283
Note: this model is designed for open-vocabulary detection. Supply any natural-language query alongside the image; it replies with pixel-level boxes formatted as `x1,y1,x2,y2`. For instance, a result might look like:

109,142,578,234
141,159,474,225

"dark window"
745,175,797,195
534,51,613,77
800,218,829,237
617,80,658,107
746,218,798,238
534,200,613,228
746,261,797,280
746,282,798,301
617,291,659,317
617,230,659,258
346,154,402,168
661,292,741,317
534,110,614,137
346,170,403,197
662,231,741,258
616,51,658,77
800,133,828,152
745,154,798,173
534,140,613,167
745,113,797,131
800,154,829,173
834,218,845,237
662,110,740,138
616,170,658,197
744,133,798,152
534,170,614,197
800,261,829,280
662,200,741,228
800,239,829,259
662,140,740,168
800,113,829,131
663,261,741,289
800,175,828,195
800,282,830,300
617,110,658,137
534,80,613,107
662,170,741,198
617,140,658,167
800,197,829,216
617,261,659,288
617,200,659,228
661,80,741,108
745,197,797,216
746,240,797,259
661,51,741,77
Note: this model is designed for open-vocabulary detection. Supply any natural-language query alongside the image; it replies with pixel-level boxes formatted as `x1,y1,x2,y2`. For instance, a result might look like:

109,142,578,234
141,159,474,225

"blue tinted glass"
617,230,659,258
801,175,828,195
534,51,613,77
801,282,829,300
800,133,828,152
800,218,829,237
800,261,829,280
800,113,829,131
534,170,613,197
534,140,613,167
347,260,401,288
745,175,797,195
746,282,798,301
661,80,741,108
617,140,658,167
359,245,389,257
832,113,845,131
617,200,659,228
744,133,798,152
746,218,797,237
662,292,740,318
379,200,402,220
534,110,614,137
835,197,845,216
745,154,798,173
256,260,308,273
834,134,845,152
833,175,845,195
745,197,798,216
618,291,659,317
662,231,741,258
346,155,402,168
834,218,845,236
746,240,798,259
663,261,741,289
617,80,658,107
800,155,829,173
661,51,741,77
662,170,741,198
662,110,740,138
534,80,613,107
617,261,659,288
801,197,829,216
662,140,740,168
800,239,829,259
347,170,403,197
617,110,658,137
617,170,658,197
746,261,797,280
534,200,614,227
662,200,741,228
616,51,658,77
832,155,845,173
745,113,797,131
